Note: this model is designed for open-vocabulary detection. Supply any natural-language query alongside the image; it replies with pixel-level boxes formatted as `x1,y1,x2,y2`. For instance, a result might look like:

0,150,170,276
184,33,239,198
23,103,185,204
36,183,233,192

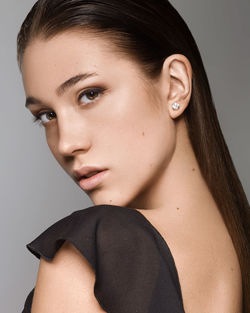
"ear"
160,54,192,119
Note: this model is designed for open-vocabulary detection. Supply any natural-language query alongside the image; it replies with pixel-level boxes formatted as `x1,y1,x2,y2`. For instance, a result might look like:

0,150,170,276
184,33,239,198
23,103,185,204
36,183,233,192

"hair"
17,0,249,311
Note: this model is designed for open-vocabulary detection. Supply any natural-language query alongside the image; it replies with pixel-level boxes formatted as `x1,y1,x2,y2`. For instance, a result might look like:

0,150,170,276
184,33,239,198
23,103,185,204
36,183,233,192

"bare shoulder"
31,241,106,313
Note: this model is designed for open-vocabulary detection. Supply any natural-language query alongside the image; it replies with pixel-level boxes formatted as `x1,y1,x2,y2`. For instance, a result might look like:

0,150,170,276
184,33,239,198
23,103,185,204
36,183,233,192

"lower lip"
79,170,109,191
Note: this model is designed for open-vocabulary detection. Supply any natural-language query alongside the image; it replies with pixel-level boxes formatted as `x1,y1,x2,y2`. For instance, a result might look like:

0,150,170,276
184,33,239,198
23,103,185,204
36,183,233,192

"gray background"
0,0,249,312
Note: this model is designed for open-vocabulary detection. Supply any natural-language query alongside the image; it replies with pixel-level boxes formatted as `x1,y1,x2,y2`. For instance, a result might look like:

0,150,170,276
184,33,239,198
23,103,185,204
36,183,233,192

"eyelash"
32,87,106,127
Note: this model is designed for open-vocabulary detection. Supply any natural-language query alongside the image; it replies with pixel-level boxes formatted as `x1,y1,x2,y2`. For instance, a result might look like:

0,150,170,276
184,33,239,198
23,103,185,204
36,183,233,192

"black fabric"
22,204,185,313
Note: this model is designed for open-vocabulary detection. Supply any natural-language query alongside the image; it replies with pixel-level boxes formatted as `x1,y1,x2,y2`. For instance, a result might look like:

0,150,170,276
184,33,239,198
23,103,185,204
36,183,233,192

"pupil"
47,112,56,120
88,91,96,99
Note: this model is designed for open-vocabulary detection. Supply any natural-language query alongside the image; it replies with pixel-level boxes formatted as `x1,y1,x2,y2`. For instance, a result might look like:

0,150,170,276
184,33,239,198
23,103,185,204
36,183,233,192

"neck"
129,119,218,225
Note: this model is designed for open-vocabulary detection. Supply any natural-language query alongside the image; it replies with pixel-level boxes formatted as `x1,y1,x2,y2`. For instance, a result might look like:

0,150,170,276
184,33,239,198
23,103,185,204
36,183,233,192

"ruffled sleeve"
22,204,185,313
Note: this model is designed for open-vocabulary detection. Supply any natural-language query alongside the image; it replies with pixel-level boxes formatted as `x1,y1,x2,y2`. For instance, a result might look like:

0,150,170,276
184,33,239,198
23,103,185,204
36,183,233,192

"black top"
22,204,185,313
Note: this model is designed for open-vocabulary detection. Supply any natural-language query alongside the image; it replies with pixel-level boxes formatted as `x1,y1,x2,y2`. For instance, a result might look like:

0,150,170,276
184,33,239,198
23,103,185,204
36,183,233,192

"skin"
22,30,193,211
21,30,242,312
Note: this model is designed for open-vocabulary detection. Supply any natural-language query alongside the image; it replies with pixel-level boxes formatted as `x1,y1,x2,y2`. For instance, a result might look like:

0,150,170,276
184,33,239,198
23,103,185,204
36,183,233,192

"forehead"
21,30,143,94
22,31,116,73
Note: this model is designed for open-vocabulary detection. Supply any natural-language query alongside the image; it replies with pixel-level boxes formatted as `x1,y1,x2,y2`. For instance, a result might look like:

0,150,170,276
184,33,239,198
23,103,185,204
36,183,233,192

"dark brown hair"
17,0,250,311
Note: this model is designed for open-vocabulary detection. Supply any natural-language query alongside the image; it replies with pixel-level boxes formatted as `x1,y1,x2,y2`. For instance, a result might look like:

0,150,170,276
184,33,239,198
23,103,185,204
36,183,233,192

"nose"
57,112,91,157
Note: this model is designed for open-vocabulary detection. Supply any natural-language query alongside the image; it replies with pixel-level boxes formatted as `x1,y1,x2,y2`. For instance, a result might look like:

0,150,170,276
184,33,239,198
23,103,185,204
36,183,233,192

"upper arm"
31,241,105,313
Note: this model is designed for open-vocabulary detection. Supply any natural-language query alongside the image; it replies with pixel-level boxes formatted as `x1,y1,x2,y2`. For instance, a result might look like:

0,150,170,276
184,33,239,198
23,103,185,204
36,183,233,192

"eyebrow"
25,72,98,108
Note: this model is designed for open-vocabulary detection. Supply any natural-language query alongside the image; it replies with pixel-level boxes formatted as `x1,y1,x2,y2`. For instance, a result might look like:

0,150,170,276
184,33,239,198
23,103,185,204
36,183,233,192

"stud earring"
172,102,180,110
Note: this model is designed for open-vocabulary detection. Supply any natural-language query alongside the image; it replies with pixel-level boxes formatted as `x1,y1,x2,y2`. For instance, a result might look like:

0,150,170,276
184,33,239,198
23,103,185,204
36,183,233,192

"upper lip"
73,166,107,181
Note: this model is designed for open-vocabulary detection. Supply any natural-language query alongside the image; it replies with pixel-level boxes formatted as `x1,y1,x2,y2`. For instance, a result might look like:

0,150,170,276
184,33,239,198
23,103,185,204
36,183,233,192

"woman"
17,0,249,312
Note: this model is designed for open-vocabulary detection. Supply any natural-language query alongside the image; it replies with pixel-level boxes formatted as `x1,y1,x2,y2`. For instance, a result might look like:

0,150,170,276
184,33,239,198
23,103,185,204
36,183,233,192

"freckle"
230,267,234,271
192,168,195,171
176,207,180,210
142,132,145,136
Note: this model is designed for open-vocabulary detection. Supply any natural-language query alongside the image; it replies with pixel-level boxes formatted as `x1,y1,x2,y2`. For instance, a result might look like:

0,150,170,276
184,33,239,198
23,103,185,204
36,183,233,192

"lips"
78,169,109,191
73,166,108,182
84,171,101,178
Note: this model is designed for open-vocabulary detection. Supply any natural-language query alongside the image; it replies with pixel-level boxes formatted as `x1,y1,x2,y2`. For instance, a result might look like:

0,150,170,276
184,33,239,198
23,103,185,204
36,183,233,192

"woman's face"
21,30,176,208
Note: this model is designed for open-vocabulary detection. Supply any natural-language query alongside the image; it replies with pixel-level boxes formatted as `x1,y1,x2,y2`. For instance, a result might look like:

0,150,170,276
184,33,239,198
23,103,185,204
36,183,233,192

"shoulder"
27,204,156,261
24,205,186,313
31,240,106,312
28,205,162,313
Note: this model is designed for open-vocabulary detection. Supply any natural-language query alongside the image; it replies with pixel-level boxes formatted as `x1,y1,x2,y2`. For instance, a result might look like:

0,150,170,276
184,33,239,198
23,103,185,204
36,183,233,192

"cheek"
96,113,176,206
99,94,176,181
122,118,175,173
45,129,62,164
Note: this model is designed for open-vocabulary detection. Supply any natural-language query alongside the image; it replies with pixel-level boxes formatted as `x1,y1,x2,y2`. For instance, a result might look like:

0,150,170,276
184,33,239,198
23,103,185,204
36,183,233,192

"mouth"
82,170,102,179
78,169,109,191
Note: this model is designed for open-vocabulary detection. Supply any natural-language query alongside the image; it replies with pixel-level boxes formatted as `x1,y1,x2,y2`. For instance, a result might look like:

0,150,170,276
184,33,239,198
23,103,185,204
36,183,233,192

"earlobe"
161,54,192,119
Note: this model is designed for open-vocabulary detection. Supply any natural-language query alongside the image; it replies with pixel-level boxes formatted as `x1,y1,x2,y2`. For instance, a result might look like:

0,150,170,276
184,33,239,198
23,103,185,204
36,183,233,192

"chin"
89,188,135,208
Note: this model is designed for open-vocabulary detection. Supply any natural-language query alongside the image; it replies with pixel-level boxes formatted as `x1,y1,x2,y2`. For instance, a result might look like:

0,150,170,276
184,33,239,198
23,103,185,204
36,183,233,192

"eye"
78,87,105,105
33,111,56,126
